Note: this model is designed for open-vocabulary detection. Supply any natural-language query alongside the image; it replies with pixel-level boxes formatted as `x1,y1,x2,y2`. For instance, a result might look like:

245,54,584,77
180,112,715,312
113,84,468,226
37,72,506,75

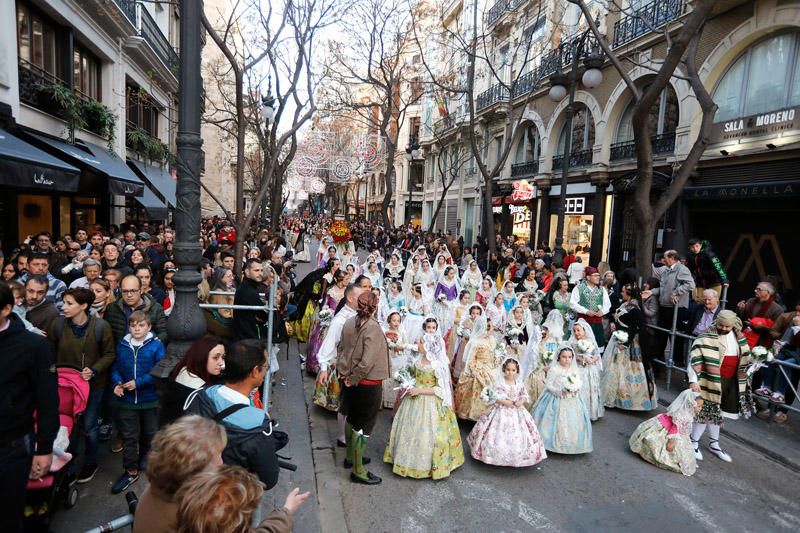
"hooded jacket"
111,333,165,405
184,384,279,489
688,240,728,288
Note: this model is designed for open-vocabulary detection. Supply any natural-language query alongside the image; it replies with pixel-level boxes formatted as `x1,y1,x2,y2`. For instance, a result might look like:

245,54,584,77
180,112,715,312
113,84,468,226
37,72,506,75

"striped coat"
690,329,751,406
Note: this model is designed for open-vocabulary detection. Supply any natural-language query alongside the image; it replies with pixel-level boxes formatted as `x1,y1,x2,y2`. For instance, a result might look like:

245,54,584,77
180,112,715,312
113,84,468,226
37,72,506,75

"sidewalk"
655,370,800,473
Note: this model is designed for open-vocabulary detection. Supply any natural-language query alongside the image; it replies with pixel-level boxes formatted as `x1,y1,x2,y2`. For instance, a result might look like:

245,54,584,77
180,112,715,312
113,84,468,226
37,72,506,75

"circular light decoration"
332,158,353,181
301,135,331,164
549,84,567,102
581,68,603,89
309,178,326,194
293,156,317,177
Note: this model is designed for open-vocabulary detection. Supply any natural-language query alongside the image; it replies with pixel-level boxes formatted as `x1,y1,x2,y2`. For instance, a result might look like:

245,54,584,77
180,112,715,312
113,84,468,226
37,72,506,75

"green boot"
350,430,381,485
344,422,354,465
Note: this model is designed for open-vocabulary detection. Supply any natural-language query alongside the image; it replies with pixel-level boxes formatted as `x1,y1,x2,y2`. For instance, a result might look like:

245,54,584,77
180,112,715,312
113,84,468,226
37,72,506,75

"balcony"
18,59,66,112
433,114,461,135
612,0,687,48
552,149,593,171
485,0,526,26
511,160,539,177
137,4,179,75
610,132,676,160
476,83,509,111
113,0,137,24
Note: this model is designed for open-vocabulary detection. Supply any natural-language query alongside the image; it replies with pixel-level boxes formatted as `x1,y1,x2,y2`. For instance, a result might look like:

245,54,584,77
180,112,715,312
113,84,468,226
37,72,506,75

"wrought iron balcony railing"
138,4,179,75
511,160,539,177
113,0,137,24
552,149,593,171
486,0,526,26
476,83,509,111
610,131,676,160
612,0,687,48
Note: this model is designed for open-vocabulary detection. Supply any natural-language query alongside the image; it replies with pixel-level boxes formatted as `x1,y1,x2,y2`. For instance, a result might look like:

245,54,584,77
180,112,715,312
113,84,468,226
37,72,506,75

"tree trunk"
427,184,451,235
381,166,394,229
634,216,657,281
482,173,496,254
269,169,283,232
233,71,247,278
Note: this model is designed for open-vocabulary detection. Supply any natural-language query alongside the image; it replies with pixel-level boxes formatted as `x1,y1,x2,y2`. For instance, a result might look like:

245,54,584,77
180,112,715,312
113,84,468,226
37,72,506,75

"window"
523,17,546,43
514,125,540,163
409,116,421,142
17,2,61,79
615,85,678,143
73,45,101,100
713,32,800,122
557,104,595,154
126,83,160,137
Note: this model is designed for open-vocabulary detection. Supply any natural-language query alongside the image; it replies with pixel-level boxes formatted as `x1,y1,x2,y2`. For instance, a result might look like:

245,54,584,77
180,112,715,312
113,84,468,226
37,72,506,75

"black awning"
26,133,144,197
128,159,176,207
135,186,168,220
0,128,80,191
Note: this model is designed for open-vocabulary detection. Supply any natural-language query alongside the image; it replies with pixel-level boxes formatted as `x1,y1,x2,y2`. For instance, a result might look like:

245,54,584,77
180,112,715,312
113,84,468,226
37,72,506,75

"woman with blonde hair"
133,415,227,533
175,465,309,533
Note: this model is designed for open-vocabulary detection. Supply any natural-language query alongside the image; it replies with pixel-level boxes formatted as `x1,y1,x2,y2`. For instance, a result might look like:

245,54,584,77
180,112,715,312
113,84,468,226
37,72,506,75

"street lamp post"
158,0,207,375
405,137,421,224
261,89,275,224
548,30,603,256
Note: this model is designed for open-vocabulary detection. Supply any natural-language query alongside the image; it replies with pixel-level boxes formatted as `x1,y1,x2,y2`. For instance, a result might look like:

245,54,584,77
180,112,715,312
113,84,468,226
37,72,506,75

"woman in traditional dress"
516,269,539,298
290,257,339,344
500,280,517,313
306,269,346,375
383,252,405,287
467,357,547,467
319,244,338,269
531,346,593,454
365,261,383,289
386,281,405,312
504,304,530,360
315,236,333,268
401,284,429,343
414,259,437,304
569,319,605,421
293,225,311,262
402,256,419,304
521,311,562,409
446,290,471,363
602,284,657,411
476,277,496,308
548,276,573,338
453,303,484,380
433,253,448,280
487,293,507,342
433,266,460,304
461,260,483,302
454,316,501,421
382,311,409,409
384,317,464,479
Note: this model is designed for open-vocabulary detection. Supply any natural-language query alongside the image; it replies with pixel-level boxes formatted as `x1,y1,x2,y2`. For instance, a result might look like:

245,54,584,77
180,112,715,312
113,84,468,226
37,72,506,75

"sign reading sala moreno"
711,106,800,143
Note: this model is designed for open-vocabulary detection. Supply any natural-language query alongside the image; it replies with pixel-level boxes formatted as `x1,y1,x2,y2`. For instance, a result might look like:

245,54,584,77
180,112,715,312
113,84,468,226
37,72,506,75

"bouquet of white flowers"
541,351,554,367
612,330,629,344
318,308,333,326
405,343,420,353
457,326,467,337
437,293,447,302
399,306,409,317
394,366,416,394
532,290,547,303
747,346,775,376
494,342,508,359
564,373,582,393
479,386,497,404
575,339,595,355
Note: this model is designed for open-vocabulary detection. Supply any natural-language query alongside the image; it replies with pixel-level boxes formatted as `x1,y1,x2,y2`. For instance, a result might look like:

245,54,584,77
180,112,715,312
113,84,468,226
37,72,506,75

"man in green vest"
569,266,610,347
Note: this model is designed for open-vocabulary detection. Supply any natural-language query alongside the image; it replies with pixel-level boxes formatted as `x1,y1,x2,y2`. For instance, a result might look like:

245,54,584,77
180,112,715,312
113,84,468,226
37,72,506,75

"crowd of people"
0,213,797,530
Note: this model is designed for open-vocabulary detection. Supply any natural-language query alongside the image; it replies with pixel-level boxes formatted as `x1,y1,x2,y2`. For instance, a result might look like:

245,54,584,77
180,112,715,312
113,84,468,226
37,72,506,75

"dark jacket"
203,308,235,340
689,305,721,336
111,333,165,405
48,315,116,390
233,277,268,340
25,299,58,333
184,384,279,489
0,315,59,454
688,241,728,288
104,293,169,345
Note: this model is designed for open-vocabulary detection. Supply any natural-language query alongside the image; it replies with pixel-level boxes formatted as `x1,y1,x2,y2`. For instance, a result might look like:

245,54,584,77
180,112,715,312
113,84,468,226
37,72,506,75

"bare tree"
427,141,470,234
573,0,718,276
200,0,340,274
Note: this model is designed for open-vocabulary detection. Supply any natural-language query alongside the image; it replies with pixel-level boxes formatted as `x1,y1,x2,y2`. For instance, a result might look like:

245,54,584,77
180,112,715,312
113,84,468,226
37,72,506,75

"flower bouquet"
541,351,554,368
564,373,582,394
479,386,497,404
393,366,416,396
318,308,333,326
612,330,629,345
399,306,409,318
329,220,351,244
386,330,401,351
437,293,447,302
575,339,595,355
747,346,775,377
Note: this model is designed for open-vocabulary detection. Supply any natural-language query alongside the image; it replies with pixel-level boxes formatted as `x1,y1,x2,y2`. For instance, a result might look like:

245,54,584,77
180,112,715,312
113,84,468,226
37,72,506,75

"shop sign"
511,180,534,201
492,205,503,214
509,204,531,237
685,181,800,200
710,106,800,143
406,200,422,210
565,197,585,214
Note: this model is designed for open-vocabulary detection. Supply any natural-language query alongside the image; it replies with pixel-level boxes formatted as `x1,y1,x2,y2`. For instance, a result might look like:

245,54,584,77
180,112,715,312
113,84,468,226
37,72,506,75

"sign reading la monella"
711,106,800,143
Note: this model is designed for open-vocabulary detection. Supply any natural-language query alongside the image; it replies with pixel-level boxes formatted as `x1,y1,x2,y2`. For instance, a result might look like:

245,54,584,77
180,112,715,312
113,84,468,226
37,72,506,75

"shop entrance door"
17,194,53,243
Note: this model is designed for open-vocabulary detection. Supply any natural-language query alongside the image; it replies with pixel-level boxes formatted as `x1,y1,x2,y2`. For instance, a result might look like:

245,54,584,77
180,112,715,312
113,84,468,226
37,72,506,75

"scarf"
745,295,776,318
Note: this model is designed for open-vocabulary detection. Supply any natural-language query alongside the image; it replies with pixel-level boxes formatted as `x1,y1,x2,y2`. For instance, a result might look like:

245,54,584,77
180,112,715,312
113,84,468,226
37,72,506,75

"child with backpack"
110,310,164,494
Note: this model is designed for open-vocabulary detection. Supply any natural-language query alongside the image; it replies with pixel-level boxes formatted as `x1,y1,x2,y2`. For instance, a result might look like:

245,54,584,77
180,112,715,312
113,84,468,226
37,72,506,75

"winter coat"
48,315,116,390
111,333,165,405
688,241,728,288
104,293,169,345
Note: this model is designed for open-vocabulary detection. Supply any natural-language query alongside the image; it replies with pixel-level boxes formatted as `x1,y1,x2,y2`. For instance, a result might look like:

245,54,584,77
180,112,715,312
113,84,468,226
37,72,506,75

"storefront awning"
27,133,144,197
0,128,80,191
128,159,176,207
135,186,168,220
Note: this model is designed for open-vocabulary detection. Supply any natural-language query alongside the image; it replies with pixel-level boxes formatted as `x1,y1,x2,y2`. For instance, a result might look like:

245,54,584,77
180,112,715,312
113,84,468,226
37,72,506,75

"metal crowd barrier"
646,301,800,417
199,275,279,416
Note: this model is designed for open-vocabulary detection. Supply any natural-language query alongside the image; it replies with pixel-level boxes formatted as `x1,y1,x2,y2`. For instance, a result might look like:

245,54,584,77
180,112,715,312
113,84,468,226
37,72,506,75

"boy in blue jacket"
110,310,164,494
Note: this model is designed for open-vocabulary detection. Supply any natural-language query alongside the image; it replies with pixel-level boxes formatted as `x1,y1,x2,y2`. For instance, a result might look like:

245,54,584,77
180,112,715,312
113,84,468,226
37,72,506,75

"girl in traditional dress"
505,305,530,360
487,293,507,342
415,259,438,303
382,311,409,409
467,357,547,467
402,256,419,304
521,311,562,409
461,260,483,301
531,346,593,454
372,287,390,325
320,245,338,269
434,266,460,304
384,317,464,479
570,319,605,421
315,236,333,268
447,290,471,363
386,281,405,312
453,303,484,380
501,281,517,313
602,284,657,411
307,269,346,378
476,277,496,308
401,284,429,343
383,252,405,287
629,389,703,476
516,269,539,298
549,277,573,338
365,261,383,288
454,317,501,421
433,253,448,280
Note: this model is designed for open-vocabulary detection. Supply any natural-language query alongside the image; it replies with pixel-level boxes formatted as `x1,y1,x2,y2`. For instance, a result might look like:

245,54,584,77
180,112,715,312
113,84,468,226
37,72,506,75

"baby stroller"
24,366,89,530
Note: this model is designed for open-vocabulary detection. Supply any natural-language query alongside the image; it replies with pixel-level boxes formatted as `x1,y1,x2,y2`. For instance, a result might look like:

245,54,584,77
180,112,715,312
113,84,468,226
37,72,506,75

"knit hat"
585,266,599,276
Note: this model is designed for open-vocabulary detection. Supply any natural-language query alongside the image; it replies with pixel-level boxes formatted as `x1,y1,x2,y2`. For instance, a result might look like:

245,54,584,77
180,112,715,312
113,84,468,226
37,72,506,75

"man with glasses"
104,275,168,345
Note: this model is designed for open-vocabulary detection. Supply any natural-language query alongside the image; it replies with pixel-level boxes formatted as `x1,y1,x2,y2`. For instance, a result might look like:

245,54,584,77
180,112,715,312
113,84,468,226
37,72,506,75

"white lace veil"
667,389,702,435
550,343,580,372
461,315,489,373
569,318,600,355
460,303,484,329
541,310,565,343
495,355,523,387
420,317,454,407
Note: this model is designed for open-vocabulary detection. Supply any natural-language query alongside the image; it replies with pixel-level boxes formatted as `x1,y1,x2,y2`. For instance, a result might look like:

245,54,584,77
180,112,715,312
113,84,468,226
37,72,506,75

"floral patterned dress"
629,413,696,476
467,380,547,467
531,365,593,454
306,287,342,374
383,364,464,479
454,338,499,421
382,329,408,409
